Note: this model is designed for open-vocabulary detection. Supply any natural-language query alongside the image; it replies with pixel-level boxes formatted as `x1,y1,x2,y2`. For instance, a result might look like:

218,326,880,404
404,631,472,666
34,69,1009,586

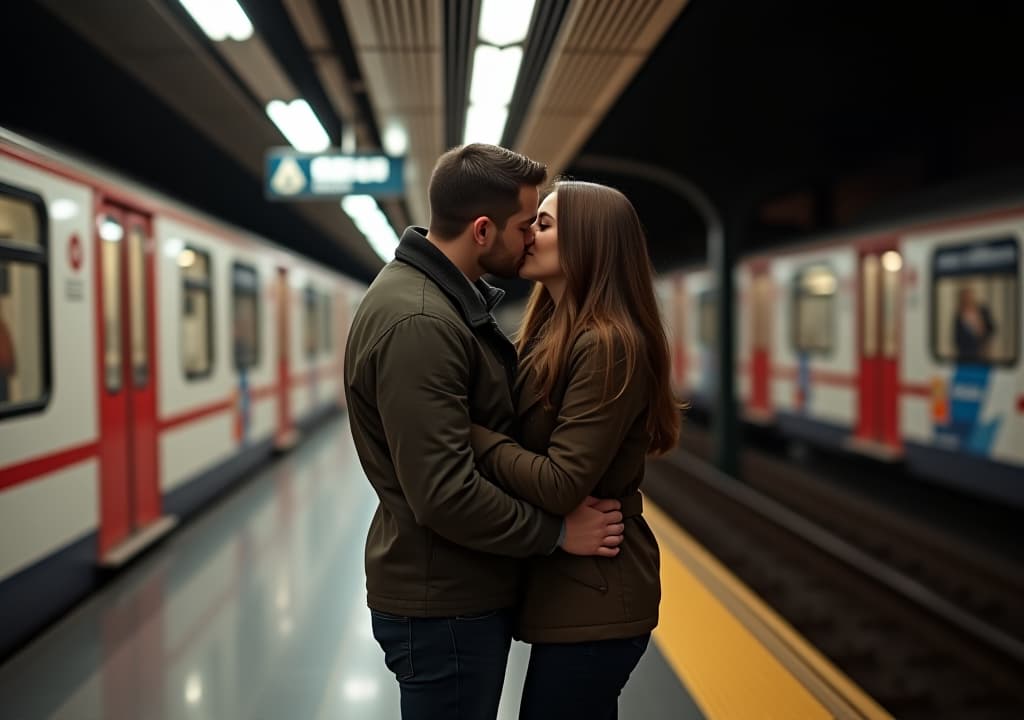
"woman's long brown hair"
517,181,681,455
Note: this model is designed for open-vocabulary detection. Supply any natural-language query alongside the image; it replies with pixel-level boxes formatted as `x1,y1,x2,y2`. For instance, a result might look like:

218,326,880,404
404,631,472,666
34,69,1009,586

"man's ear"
472,217,491,246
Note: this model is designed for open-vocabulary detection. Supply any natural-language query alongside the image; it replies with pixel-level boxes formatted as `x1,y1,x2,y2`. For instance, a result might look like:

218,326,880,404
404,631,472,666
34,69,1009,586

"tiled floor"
0,416,700,719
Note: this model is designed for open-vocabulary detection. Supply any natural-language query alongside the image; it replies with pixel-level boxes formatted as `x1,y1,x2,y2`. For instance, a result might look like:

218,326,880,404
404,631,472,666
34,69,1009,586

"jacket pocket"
559,555,608,592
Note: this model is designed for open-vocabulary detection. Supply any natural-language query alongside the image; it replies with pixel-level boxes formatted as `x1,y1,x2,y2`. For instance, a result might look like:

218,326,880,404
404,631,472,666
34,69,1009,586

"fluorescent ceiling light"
179,0,253,42
463,105,509,146
266,99,331,153
342,195,400,262
383,119,409,157
469,45,523,106
478,0,536,47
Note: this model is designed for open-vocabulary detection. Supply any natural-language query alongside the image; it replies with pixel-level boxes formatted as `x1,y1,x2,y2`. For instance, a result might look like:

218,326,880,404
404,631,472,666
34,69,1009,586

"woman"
471,180,681,719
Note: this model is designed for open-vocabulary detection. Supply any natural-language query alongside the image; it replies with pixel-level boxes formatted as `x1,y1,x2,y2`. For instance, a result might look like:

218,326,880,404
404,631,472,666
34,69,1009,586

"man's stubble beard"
479,242,522,279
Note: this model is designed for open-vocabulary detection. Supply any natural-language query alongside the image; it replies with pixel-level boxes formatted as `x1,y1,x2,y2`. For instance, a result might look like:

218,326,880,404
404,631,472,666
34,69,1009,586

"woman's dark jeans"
518,633,651,720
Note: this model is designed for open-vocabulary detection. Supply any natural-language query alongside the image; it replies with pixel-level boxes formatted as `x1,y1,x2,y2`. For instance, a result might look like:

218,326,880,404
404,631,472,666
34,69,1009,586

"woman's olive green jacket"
472,331,661,643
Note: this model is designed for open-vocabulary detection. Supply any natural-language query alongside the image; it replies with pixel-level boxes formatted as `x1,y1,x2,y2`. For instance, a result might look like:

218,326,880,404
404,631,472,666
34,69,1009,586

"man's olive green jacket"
344,227,561,617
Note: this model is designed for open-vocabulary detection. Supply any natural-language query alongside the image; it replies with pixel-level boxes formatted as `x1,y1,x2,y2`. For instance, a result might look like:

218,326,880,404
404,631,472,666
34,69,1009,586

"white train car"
898,211,1023,502
658,200,1023,507
0,128,364,660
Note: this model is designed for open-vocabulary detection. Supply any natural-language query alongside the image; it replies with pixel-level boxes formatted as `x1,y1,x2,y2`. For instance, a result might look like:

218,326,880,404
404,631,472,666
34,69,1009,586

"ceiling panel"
38,0,383,276
514,0,689,179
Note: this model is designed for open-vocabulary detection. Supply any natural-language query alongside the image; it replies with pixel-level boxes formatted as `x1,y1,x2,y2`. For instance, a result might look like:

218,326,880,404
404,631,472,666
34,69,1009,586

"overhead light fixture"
383,119,409,157
464,106,510,148
463,0,536,146
478,0,535,46
469,46,523,107
341,195,400,262
266,99,331,153
178,0,253,42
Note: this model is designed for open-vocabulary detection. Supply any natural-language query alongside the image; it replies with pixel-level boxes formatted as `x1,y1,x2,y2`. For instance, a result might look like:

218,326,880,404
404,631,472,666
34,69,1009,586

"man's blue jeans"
370,608,513,719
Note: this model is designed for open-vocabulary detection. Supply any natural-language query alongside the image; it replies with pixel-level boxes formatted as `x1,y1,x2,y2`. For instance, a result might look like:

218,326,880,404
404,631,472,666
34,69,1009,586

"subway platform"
0,416,882,719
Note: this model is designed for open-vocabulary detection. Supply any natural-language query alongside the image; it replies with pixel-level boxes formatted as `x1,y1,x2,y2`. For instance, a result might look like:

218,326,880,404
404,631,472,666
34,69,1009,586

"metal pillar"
711,214,738,476
575,156,739,475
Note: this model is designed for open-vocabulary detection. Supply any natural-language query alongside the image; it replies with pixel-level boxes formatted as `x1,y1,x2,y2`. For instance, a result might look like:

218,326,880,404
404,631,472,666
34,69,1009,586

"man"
344,144,625,719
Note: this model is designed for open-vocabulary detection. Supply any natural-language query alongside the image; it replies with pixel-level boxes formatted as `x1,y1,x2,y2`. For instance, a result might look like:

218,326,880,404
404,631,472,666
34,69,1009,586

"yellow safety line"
646,501,892,720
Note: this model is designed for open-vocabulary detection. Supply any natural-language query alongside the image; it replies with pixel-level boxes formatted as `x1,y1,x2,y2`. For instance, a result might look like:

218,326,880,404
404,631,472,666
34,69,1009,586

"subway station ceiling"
6,0,687,282
4,1,1024,288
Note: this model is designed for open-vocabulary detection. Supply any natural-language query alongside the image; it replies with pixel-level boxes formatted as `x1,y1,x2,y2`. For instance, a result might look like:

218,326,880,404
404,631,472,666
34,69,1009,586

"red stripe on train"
1,384,284,490
158,383,280,431
0,442,100,492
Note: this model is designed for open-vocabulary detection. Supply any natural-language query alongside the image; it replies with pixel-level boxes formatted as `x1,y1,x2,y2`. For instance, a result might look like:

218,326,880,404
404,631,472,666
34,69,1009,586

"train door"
855,244,902,455
749,264,773,420
95,202,170,563
275,266,295,449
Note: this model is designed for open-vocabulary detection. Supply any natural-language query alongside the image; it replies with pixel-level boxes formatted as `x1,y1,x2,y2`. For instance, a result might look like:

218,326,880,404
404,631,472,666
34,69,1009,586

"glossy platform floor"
0,416,702,719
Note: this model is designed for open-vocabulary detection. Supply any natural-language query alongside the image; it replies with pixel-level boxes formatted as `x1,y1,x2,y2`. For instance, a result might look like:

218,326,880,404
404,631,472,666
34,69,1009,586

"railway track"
645,425,1024,719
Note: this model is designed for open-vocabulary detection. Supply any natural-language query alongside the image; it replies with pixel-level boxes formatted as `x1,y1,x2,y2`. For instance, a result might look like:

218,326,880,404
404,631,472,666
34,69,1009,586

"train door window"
180,246,213,378
881,251,902,358
99,216,124,392
127,223,149,386
232,263,260,370
0,187,48,416
861,255,880,357
698,290,717,348
304,285,319,358
793,264,836,354
932,237,1018,365
321,291,332,354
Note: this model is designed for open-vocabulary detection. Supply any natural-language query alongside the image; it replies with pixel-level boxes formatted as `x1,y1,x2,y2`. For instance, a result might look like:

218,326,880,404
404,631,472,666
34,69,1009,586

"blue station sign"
265,149,405,200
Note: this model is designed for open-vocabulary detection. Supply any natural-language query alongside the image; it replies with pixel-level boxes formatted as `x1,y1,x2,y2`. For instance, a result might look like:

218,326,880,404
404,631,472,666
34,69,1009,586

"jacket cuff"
470,424,512,460
551,520,566,554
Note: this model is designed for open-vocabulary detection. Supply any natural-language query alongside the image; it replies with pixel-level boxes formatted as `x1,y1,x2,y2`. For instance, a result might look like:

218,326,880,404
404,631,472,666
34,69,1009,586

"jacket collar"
394,226,506,328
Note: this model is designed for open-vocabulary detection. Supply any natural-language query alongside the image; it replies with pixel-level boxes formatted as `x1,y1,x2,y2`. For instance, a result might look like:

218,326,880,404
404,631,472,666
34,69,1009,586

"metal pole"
574,156,739,475
711,214,738,476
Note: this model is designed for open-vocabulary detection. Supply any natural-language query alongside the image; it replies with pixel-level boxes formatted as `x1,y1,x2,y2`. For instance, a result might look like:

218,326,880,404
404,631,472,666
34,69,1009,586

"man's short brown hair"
428,144,547,239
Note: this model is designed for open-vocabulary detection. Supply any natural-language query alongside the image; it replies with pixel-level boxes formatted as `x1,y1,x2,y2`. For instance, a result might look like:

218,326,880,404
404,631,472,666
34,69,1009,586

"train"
656,196,1023,509
0,128,365,660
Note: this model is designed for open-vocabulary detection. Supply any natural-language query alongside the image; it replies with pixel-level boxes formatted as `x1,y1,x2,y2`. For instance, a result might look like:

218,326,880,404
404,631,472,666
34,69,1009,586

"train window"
100,216,123,392
321,291,332,354
698,290,717,348
304,285,319,358
127,224,148,387
232,263,260,371
180,246,213,379
932,237,1018,366
0,187,49,417
793,264,836,354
